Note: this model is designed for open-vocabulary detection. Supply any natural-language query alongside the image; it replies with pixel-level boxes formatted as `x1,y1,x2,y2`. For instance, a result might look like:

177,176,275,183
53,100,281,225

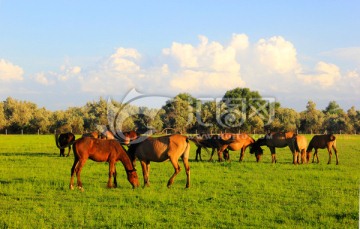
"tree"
268,107,300,132
161,94,196,133
221,87,267,132
300,101,324,134
347,106,360,134
0,102,7,132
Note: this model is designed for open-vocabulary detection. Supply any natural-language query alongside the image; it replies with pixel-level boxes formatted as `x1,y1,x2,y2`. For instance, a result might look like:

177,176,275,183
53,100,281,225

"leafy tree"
322,101,351,133
221,87,267,132
0,102,7,132
347,106,360,133
29,108,51,133
300,101,324,134
323,101,343,115
268,107,300,132
162,94,196,133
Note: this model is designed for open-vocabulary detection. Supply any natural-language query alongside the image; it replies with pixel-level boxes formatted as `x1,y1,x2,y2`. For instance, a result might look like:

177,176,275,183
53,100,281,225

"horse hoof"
69,185,74,190
78,186,84,192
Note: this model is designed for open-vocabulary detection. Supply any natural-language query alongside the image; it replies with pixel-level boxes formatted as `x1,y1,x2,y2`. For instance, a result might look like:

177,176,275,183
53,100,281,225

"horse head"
249,143,263,162
126,168,140,188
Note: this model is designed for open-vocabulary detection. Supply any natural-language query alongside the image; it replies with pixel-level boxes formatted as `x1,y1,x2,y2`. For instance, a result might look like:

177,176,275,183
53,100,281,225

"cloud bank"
1,33,359,110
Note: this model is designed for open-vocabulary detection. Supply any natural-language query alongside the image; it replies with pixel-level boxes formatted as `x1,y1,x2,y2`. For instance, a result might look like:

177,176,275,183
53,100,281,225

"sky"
0,0,359,111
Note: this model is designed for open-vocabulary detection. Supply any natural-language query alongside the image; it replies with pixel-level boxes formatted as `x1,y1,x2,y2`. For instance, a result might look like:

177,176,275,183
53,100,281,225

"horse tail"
187,138,211,155
55,133,61,149
294,136,300,153
55,134,76,150
182,137,191,159
306,138,314,153
329,134,336,141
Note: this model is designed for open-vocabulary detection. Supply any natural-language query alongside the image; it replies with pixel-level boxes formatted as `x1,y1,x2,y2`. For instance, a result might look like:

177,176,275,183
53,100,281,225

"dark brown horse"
191,134,229,161
307,134,338,165
55,132,76,157
70,137,140,190
127,134,191,188
251,131,307,164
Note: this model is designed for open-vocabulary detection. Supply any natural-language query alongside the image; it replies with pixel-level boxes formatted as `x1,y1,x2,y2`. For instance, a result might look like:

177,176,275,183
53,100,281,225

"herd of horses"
55,130,338,191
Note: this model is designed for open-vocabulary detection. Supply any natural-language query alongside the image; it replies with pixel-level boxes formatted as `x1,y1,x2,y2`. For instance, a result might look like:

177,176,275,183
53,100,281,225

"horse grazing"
127,134,191,188
70,137,140,191
191,134,229,161
55,132,76,157
215,133,263,162
251,132,307,164
307,134,338,165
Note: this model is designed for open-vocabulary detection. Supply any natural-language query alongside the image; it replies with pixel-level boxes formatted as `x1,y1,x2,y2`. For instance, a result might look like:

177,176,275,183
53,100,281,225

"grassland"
0,134,359,228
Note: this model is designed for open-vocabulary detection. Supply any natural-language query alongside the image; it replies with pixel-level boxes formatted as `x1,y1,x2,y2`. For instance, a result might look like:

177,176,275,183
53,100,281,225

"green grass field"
0,134,359,228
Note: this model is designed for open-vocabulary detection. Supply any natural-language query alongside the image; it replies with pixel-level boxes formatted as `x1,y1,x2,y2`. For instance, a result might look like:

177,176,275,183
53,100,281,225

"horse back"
74,137,122,162
227,133,254,151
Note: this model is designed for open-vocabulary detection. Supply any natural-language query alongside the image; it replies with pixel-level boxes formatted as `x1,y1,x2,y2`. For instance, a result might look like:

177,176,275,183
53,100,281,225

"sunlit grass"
0,134,359,228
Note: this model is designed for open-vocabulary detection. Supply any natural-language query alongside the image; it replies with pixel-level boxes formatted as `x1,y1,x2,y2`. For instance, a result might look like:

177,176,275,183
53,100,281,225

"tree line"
1,87,359,135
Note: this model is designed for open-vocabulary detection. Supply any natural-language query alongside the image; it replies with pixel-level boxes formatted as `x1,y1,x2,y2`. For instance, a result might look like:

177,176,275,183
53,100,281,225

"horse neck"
117,145,135,171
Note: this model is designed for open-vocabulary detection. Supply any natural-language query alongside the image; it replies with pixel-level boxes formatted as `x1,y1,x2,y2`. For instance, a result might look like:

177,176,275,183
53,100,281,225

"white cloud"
35,72,55,85
255,36,299,74
297,61,341,88
230,33,249,51
163,35,245,93
0,59,24,81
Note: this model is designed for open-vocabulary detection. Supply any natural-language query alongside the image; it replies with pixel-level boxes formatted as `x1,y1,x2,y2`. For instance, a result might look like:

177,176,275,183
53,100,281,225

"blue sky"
0,1,359,111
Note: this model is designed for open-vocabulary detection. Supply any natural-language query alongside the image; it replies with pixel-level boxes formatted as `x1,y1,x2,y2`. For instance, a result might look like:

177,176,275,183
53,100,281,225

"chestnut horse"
251,132,307,164
70,137,140,190
127,134,191,188
307,134,338,165
55,132,76,157
214,133,263,162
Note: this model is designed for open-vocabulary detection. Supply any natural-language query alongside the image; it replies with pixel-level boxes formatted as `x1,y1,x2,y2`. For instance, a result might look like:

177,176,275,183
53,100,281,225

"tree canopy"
1,88,359,134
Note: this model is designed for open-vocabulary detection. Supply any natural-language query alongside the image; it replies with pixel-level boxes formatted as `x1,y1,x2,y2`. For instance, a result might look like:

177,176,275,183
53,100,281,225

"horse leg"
195,146,201,161
327,147,333,164
75,159,86,191
66,146,71,157
314,149,319,163
293,151,298,165
239,148,245,162
301,150,306,164
217,146,227,162
209,148,216,161
182,156,190,188
107,161,116,188
69,158,79,190
141,161,150,187
60,148,65,157
333,145,339,165
167,158,181,188
270,147,276,163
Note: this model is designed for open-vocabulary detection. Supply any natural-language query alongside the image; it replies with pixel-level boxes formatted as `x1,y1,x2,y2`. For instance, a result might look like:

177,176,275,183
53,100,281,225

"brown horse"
293,135,308,164
307,134,338,165
191,134,230,161
55,132,76,157
251,132,307,164
82,131,100,138
127,134,191,188
70,137,140,190
100,130,115,139
215,133,263,162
